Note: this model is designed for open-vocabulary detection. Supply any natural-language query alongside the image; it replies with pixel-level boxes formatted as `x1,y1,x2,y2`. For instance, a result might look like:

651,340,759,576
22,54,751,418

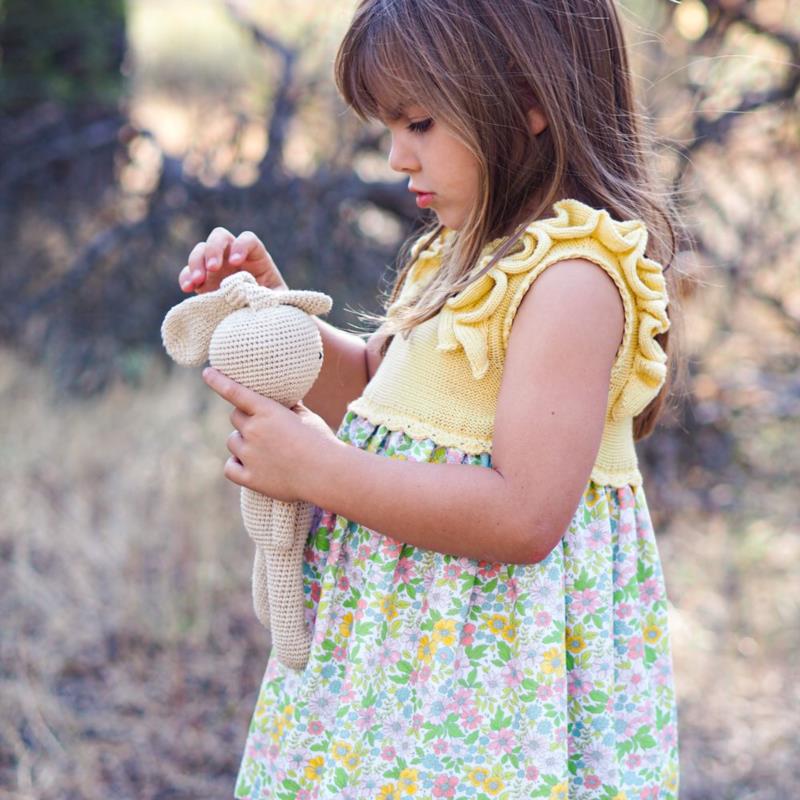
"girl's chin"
432,209,466,231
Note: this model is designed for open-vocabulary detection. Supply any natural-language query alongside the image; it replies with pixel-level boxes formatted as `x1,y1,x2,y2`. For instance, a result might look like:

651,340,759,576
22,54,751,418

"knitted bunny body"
161,273,332,670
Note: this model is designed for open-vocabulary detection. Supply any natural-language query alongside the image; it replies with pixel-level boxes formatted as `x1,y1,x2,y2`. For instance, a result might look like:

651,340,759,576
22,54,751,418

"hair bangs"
335,5,431,123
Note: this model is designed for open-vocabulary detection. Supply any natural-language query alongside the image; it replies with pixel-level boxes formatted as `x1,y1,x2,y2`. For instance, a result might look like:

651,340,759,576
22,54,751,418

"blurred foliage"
0,0,798,798
0,0,127,112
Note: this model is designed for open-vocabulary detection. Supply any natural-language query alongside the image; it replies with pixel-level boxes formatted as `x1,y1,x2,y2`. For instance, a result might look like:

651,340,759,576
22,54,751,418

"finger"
205,227,235,272
223,456,247,487
187,242,207,286
226,429,245,458
203,367,260,415
229,230,263,266
231,408,251,430
178,265,194,292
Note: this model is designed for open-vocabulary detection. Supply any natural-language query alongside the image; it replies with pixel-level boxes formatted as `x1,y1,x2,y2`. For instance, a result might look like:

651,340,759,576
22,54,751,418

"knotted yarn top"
348,198,671,487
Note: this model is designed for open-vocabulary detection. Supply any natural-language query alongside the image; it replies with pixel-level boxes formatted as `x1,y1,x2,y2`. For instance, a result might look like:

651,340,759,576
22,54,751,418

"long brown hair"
335,0,689,439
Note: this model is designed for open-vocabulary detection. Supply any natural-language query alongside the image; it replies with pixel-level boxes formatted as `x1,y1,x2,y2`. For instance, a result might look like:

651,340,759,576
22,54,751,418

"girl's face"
382,105,480,231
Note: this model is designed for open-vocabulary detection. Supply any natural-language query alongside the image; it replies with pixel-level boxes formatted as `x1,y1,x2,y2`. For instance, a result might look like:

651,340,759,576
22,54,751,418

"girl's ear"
527,106,548,136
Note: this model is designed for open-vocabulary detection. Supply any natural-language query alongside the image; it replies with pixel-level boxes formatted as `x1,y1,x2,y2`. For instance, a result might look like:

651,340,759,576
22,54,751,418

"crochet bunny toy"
161,271,332,670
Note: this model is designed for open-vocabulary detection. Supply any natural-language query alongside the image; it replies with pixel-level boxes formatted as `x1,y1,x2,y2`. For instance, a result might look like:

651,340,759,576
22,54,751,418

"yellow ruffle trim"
387,228,453,311
435,199,670,417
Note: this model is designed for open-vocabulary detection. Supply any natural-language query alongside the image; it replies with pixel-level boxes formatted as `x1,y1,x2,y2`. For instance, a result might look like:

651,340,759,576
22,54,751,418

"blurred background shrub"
0,0,798,797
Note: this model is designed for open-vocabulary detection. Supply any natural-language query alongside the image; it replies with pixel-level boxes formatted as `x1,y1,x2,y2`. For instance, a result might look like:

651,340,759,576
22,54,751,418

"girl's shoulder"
495,198,671,346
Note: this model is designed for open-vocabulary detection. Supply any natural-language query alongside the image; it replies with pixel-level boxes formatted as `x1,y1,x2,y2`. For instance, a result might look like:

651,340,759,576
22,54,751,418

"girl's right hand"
178,228,289,294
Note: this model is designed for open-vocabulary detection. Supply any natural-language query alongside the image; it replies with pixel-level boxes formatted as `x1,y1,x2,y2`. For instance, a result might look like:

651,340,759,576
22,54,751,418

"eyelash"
407,118,433,134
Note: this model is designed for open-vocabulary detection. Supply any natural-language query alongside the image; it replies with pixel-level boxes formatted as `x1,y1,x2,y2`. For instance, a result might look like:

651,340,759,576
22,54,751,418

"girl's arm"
302,320,385,430
305,259,624,564
209,258,624,566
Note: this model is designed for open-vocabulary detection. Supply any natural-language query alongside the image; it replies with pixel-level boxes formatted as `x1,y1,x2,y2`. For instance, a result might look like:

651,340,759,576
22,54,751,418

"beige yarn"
161,272,332,670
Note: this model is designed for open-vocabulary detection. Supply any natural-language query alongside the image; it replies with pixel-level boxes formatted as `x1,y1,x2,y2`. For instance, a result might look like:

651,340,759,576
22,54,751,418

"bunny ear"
278,290,333,317
161,290,240,366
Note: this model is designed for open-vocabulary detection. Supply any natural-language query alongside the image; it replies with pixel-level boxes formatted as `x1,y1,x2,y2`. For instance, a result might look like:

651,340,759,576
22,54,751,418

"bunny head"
162,273,333,407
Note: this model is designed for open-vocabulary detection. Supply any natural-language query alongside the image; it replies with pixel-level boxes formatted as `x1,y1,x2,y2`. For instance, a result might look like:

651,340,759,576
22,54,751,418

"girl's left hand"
202,367,338,502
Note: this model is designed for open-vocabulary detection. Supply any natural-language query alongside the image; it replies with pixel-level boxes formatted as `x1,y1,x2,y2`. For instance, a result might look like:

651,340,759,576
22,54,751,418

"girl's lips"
415,192,435,209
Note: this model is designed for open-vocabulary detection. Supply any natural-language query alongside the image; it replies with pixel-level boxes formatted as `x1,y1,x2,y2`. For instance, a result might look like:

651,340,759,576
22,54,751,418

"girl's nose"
387,135,418,174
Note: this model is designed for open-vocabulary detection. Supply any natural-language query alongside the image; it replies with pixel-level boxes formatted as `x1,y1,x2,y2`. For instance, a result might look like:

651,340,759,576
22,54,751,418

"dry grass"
0,350,268,798
0,345,797,799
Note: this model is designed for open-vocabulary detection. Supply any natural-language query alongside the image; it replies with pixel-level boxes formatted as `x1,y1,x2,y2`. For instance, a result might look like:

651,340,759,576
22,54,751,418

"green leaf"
423,723,444,742
354,621,374,636
483,577,498,593
490,706,512,731
542,628,564,645
361,686,377,707
572,568,596,591
634,726,657,749
465,644,489,660
313,526,330,551
497,640,512,661
567,755,580,775
445,715,462,738
639,733,657,748
334,768,348,789
504,752,520,769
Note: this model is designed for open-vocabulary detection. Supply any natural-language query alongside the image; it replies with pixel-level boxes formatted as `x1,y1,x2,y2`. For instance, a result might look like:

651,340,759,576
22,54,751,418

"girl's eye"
407,118,433,134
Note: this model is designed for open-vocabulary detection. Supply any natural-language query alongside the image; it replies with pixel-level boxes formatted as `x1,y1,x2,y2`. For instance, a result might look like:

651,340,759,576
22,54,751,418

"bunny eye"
318,352,323,359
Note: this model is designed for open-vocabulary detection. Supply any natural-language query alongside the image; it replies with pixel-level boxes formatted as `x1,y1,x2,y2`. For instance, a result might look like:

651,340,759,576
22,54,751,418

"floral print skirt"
235,411,679,800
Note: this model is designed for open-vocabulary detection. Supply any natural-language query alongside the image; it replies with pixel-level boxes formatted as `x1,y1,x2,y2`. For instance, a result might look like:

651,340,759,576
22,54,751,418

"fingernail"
207,258,218,269
230,252,242,263
192,271,202,281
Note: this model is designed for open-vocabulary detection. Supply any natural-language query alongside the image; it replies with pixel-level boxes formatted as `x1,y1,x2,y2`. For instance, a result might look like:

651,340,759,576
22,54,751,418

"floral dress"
234,409,680,800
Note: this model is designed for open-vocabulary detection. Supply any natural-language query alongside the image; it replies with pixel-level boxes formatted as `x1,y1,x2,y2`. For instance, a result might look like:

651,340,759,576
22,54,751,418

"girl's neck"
499,180,593,238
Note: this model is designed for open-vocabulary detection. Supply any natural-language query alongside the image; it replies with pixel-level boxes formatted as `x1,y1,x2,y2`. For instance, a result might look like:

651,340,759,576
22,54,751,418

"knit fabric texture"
348,199,671,487
161,272,333,670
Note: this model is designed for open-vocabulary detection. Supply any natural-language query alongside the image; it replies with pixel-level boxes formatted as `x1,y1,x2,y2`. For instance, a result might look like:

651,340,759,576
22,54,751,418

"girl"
179,0,682,797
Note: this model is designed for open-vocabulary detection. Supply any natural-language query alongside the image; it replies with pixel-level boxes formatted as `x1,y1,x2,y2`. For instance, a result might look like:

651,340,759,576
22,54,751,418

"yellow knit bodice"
347,199,671,487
